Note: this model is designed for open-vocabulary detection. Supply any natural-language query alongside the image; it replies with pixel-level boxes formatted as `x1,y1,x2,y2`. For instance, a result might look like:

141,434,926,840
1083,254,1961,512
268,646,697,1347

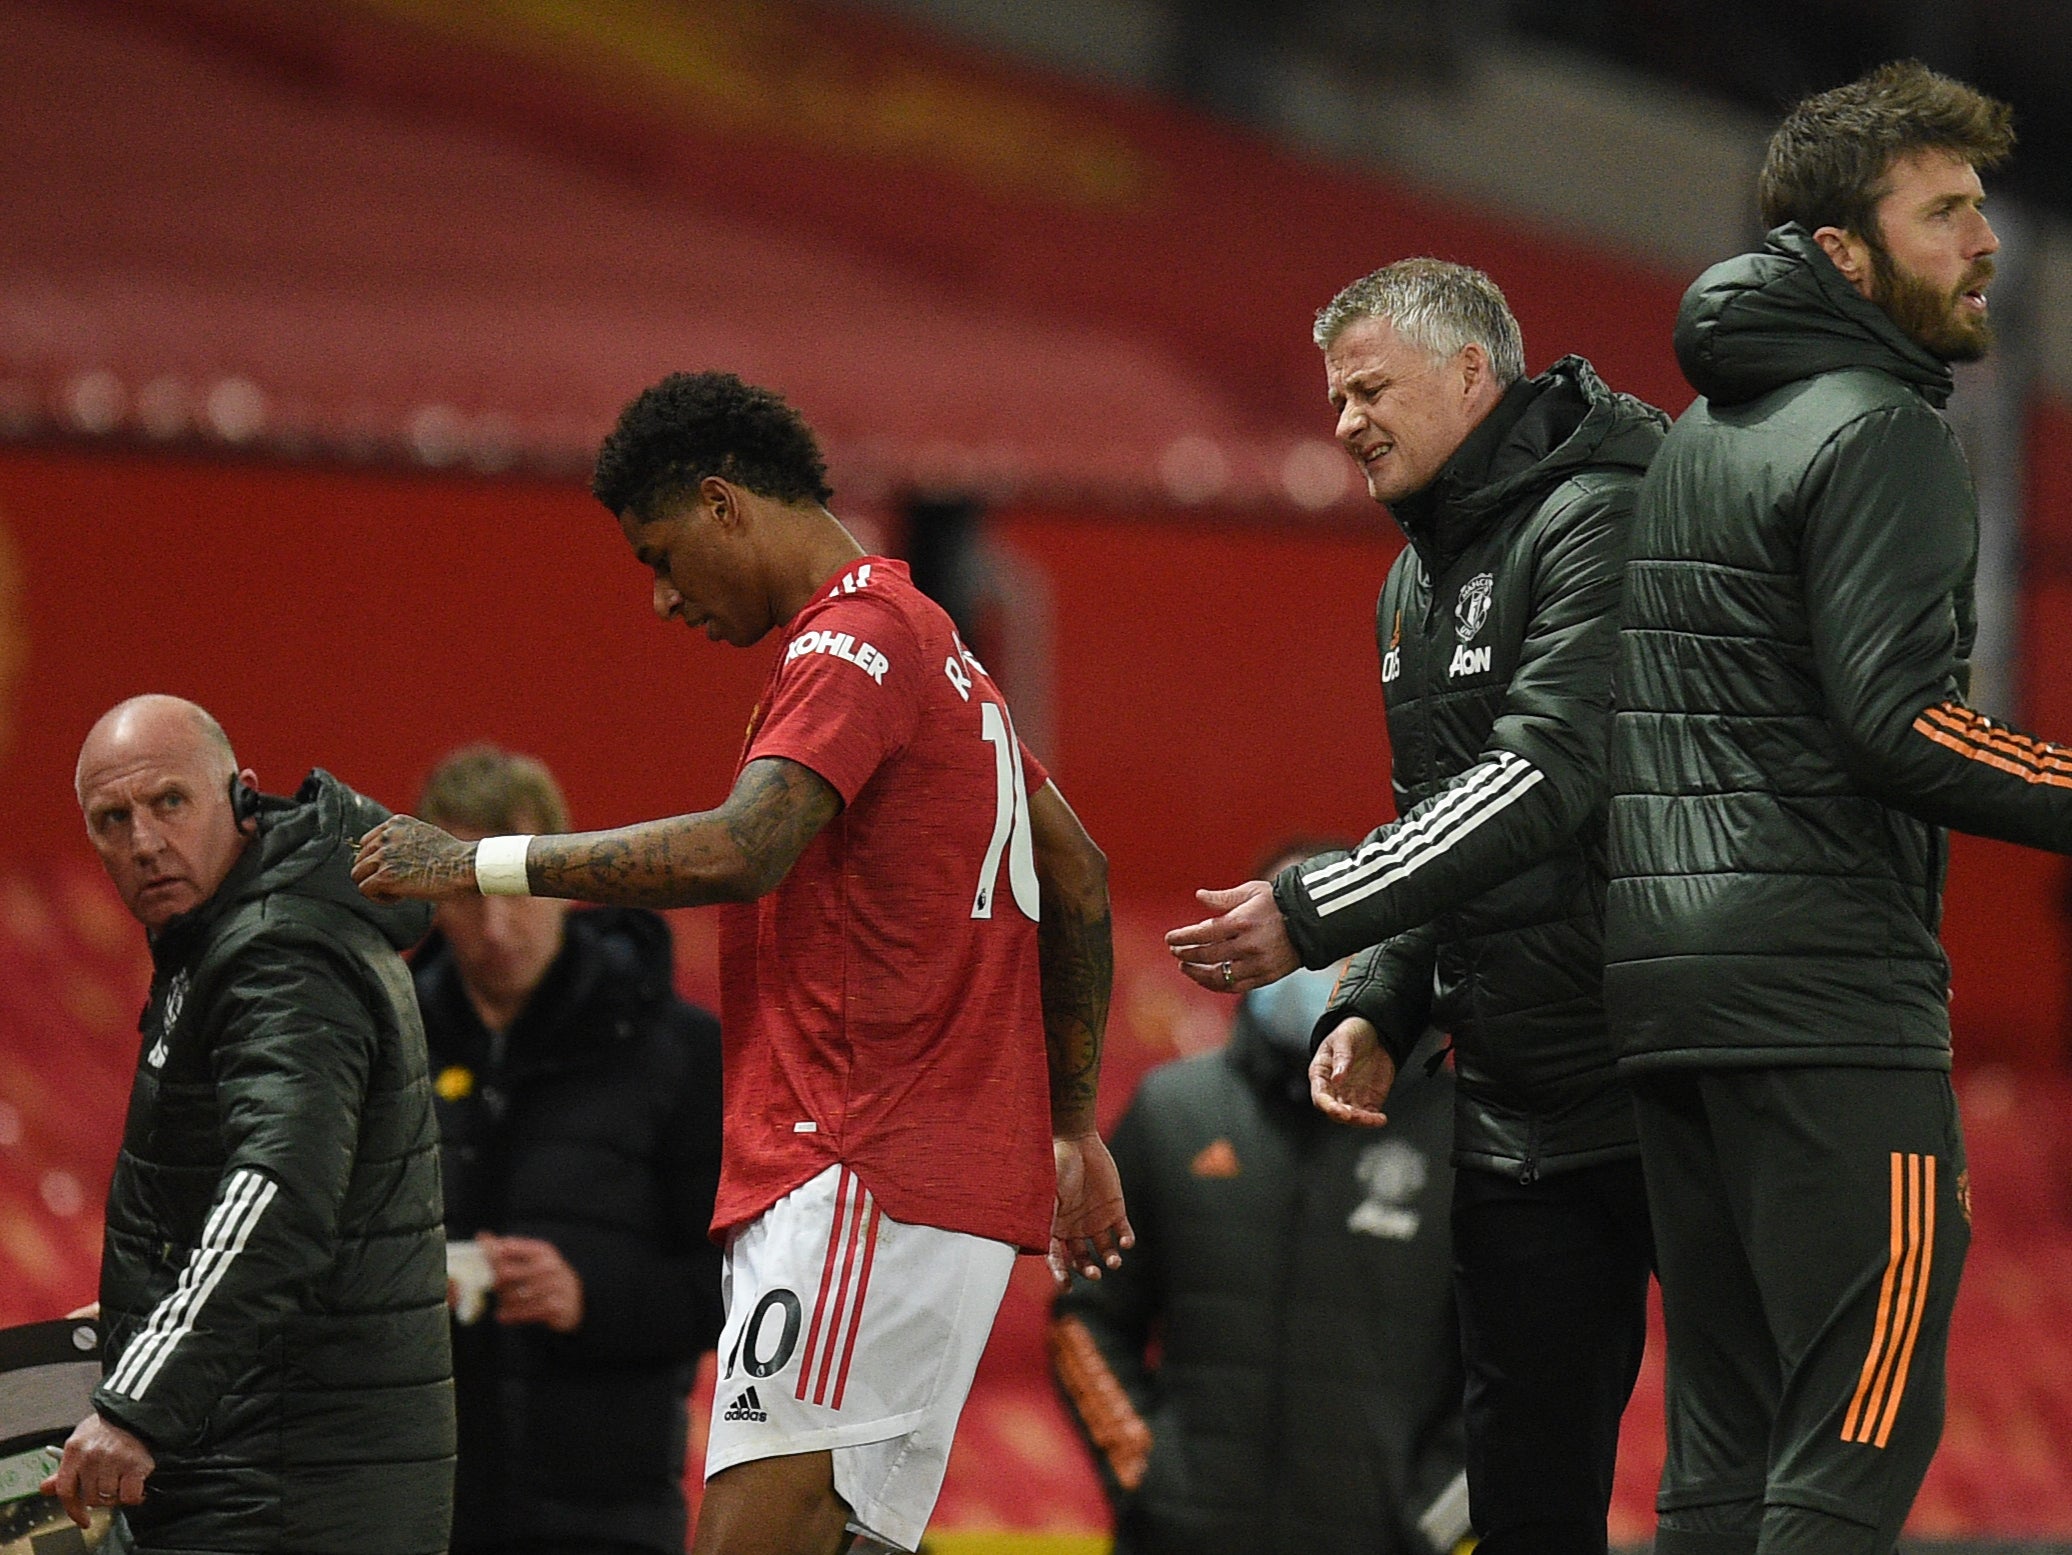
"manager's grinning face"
1325,316,1498,507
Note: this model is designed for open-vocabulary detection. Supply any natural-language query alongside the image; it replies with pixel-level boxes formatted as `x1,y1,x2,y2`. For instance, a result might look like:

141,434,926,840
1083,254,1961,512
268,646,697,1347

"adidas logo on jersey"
723,1387,769,1423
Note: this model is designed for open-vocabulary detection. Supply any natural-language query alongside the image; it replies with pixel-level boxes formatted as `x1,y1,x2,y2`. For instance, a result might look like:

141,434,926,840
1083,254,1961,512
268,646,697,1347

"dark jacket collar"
1387,355,1665,575
148,834,265,973
1388,375,1538,560
149,770,429,975
1673,223,1954,410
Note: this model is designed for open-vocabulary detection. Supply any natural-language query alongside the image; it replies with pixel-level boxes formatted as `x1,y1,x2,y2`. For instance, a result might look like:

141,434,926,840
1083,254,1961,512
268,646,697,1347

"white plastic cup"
446,1240,494,1325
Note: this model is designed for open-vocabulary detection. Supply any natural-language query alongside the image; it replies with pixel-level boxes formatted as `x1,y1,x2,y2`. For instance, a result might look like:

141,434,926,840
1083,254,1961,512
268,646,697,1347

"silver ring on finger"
1220,960,1234,990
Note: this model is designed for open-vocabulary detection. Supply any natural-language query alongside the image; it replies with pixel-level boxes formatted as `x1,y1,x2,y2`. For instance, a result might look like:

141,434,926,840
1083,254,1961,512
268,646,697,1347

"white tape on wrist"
474,835,534,897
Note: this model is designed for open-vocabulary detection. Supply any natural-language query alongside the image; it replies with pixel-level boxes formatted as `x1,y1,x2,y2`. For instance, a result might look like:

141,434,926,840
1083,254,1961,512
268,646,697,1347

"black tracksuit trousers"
1452,1157,1656,1555
1631,1067,1969,1555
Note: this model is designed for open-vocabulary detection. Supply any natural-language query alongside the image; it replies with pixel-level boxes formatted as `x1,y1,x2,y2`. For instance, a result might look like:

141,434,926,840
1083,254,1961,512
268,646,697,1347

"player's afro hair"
591,371,833,519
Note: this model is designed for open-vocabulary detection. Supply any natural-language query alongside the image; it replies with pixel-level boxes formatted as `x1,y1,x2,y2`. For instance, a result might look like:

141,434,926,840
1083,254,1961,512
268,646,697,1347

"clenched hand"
352,815,479,903
41,1411,154,1530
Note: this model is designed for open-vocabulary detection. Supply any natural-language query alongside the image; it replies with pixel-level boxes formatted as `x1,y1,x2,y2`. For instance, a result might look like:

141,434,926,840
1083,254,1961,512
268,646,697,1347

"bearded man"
1605,59,2047,1555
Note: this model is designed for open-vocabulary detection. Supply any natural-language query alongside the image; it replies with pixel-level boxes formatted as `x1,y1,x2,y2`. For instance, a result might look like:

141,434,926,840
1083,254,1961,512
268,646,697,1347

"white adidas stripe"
105,1171,269,1398
1301,755,1545,919
1312,767,1544,917
105,1175,260,1397
112,1172,278,1401
106,1170,278,1401
1303,754,1536,900
1300,754,1528,897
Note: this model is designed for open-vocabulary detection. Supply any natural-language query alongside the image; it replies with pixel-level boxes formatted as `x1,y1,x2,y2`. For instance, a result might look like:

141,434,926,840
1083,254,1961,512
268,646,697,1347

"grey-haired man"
1168,259,1664,1555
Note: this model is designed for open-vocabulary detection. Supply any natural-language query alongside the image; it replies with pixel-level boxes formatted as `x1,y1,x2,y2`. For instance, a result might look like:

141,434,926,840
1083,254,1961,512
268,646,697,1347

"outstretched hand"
1308,1016,1397,1128
1165,880,1301,994
1050,1133,1134,1285
351,815,479,903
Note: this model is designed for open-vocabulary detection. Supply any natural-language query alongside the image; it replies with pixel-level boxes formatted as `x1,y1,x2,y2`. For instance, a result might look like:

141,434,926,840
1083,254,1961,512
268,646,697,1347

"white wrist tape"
473,835,534,897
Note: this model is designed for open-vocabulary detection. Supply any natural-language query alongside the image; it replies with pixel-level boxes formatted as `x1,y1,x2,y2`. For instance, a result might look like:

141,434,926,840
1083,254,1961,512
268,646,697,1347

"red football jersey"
713,557,1056,1253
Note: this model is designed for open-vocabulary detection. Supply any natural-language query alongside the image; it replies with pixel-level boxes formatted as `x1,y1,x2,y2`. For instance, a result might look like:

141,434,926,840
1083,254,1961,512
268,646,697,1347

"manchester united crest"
1455,572,1495,642
147,970,188,1069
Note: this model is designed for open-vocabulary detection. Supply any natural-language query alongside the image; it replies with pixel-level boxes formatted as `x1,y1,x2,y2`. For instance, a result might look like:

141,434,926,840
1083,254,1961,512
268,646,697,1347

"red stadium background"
4,0,2072,1545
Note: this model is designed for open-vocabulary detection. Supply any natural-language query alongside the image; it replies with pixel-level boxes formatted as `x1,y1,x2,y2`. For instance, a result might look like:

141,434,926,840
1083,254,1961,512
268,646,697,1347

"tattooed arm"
352,758,842,909
1030,780,1133,1280
1031,781,1112,1134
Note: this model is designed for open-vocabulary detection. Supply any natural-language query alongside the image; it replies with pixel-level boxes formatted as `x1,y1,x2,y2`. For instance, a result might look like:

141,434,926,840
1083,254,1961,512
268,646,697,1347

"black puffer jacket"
1607,225,2072,1068
1051,1012,1463,1555
415,908,723,1555
1284,357,1666,1179
95,771,452,1555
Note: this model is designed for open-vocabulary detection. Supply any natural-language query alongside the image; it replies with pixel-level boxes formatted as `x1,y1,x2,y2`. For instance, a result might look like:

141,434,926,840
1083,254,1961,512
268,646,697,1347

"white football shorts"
705,1162,1016,1552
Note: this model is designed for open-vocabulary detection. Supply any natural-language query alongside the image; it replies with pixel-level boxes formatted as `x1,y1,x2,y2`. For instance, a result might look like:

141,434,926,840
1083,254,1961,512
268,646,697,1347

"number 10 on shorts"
725,1288,803,1384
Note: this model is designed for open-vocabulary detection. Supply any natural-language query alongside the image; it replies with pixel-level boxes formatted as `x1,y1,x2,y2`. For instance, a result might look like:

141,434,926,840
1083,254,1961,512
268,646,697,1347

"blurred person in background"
1052,842,1467,1555
1606,61,2049,1554
47,694,451,1553
412,743,723,1555
353,371,1131,1555
1168,259,1665,1555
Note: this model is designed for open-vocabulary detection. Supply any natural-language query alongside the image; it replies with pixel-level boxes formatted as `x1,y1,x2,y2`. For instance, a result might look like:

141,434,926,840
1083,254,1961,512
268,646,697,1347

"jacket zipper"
1415,565,1439,792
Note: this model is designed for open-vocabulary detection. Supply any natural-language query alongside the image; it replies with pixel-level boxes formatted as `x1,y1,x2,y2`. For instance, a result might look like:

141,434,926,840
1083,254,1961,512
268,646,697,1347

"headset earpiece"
228,775,263,826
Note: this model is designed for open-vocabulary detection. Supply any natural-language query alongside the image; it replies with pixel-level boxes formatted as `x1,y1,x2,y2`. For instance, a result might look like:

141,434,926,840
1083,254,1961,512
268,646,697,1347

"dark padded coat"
1284,357,1667,1179
1606,225,2072,1069
1050,1015,1463,1555
95,771,453,1555
416,907,724,1555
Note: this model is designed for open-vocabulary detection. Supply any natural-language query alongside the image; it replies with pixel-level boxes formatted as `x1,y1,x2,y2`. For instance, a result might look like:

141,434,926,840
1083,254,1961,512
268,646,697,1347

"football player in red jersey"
356,371,1131,1555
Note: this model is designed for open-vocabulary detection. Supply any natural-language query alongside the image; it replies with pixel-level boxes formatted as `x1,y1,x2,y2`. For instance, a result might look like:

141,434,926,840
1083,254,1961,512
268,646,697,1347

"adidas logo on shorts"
723,1386,769,1423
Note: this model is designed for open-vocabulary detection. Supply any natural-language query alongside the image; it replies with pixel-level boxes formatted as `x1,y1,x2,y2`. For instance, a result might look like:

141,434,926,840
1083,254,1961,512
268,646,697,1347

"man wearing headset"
47,694,453,1555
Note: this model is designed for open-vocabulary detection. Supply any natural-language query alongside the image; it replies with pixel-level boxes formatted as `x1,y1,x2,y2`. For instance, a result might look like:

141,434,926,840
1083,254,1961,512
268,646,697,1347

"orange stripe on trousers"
1873,1156,1936,1449
1859,1155,1929,1444
1842,1153,1935,1447
1843,1153,1910,1442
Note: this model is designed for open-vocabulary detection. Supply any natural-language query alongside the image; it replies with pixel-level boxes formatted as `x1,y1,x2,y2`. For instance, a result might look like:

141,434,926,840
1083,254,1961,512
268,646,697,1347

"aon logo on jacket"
1448,644,1493,678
